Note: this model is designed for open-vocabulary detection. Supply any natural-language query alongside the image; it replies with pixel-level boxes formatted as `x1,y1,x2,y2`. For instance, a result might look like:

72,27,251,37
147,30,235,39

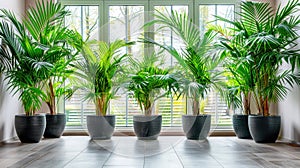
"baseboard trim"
0,136,18,144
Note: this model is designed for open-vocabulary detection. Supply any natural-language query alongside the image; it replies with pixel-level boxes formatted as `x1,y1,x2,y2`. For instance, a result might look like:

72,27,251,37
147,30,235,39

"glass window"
60,0,237,130
65,6,99,40
153,5,188,127
64,6,99,129
109,5,144,127
199,4,234,129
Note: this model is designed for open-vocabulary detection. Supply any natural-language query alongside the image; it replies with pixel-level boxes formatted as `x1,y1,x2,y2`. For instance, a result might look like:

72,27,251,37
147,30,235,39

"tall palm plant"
27,1,81,115
0,1,80,116
216,0,300,116
72,40,131,116
144,10,223,115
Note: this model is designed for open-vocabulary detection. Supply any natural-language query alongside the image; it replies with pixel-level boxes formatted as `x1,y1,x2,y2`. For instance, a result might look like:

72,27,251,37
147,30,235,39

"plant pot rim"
45,113,66,116
133,115,162,117
249,115,280,118
86,115,116,117
15,114,45,117
233,114,249,116
182,114,211,117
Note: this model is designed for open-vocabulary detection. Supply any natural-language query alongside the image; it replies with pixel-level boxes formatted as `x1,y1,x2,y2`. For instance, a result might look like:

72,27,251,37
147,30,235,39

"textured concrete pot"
133,115,162,140
15,114,46,143
87,115,115,140
182,115,211,140
232,114,252,139
44,114,66,138
249,115,281,143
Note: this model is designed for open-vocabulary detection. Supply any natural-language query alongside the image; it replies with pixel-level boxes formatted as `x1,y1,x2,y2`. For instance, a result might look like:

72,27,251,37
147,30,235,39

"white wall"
0,0,25,142
277,0,300,143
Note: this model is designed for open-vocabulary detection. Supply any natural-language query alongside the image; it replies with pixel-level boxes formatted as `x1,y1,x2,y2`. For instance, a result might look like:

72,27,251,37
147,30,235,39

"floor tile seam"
172,144,185,168
206,151,226,168
101,139,121,167
62,146,90,168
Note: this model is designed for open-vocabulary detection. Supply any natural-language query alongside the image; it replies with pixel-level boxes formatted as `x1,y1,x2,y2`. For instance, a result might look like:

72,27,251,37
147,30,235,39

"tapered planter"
182,115,211,140
87,115,115,140
44,114,66,138
249,115,281,143
133,115,162,140
232,114,252,139
15,114,46,143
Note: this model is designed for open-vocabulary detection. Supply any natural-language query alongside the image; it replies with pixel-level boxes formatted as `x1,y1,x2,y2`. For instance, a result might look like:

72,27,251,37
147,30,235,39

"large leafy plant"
126,53,179,116
144,10,223,115
209,25,254,115
216,0,300,116
72,40,131,116
32,2,82,115
0,1,79,116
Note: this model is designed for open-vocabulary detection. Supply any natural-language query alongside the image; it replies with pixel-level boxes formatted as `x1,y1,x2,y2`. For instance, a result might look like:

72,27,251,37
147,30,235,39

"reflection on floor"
1,136,300,168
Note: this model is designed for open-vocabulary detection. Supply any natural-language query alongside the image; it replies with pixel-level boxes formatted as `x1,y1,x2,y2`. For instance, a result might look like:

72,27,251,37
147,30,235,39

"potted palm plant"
0,1,80,142
0,3,52,142
32,2,81,139
223,59,254,139
217,0,300,143
209,25,254,139
126,53,179,140
144,11,223,140
72,39,131,140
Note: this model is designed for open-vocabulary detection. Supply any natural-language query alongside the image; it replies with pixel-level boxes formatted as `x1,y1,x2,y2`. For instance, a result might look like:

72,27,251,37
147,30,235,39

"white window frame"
60,0,239,130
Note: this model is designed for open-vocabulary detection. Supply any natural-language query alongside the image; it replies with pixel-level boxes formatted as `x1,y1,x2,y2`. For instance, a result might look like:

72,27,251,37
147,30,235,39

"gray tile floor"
1,136,300,168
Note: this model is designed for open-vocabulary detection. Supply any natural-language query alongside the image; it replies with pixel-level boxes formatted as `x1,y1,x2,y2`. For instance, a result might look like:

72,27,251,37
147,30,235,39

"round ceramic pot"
87,115,115,140
15,114,46,143
249,115,281,143
182,115,211,140
133,115,162,140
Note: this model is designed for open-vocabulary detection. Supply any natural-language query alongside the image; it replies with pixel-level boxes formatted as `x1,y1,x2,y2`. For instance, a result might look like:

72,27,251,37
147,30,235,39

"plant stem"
243,92,251,115
192,99,200,116
48,80,56,115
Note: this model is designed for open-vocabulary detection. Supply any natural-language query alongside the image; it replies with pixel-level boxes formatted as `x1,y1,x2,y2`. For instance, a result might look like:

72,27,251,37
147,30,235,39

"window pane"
65,6,99,40
109,6,144,127
109,6,144,57
154,6,188,67
64,6,99,129
154,6,188,127
199,4,234,129
199,5,234,32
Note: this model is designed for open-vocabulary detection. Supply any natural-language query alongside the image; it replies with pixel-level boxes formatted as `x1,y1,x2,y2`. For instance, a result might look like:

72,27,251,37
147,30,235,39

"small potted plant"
144,10,223,140
223,62,253,139
125,53,179,140
72,39,131,140
217,0,300,143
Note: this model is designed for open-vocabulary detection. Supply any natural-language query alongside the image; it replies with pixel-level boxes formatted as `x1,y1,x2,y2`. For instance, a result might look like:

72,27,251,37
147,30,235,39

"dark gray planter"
133,115,162,140
44,114,66,138
249,115,281,143
86,115,115,140
15,114,46,143
182,115,211,140
232,114,252,139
